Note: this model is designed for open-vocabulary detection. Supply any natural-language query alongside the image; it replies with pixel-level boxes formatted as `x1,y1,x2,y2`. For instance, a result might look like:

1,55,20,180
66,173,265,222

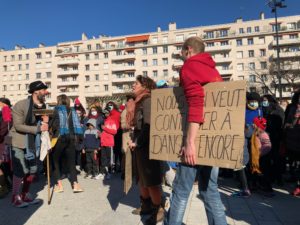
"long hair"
57,94,70,108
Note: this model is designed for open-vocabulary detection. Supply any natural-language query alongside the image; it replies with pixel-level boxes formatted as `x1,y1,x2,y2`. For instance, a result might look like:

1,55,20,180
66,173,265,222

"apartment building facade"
1,13,299,106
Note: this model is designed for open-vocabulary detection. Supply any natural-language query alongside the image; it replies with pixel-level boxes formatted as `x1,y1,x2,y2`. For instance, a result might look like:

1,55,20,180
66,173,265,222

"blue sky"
0,0,299,49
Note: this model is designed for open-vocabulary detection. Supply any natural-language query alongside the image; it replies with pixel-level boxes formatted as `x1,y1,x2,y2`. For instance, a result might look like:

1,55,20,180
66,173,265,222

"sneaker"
12,195,29,208
84,174,93,179
22,192,41,205
292,187,300,197
105,173,111,180
231,190,251,198
95,174,104,180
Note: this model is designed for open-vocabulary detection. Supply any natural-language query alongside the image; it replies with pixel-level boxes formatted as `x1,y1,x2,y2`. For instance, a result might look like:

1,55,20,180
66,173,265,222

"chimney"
39,43,45,48
260,12,265,20
15,45,21,50
82,33,88,41
235,17,243,23
157,26,161,32
169,22,177,31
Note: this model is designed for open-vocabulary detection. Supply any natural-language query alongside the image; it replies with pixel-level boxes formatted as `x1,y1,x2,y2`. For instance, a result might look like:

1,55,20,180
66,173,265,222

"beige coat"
120,108,131,153
10,98,39,149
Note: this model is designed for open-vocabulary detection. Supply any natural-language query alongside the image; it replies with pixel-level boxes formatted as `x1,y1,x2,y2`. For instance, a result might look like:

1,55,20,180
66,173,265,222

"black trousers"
100,147,111,174
51,136,77,184
85,151,99,176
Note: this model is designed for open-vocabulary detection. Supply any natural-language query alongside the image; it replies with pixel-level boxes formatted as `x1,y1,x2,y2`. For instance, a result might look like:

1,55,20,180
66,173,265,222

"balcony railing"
57,58,80,65
57,80,79,86
214,57,232,63
112,76,136,83
206,45,232,52
272,38,300,46
57,70,79,76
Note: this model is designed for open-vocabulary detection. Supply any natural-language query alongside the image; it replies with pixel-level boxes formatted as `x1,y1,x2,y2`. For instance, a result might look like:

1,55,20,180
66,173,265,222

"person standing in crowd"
85,104,104,131
10,81,49,207
284,90,300,196
164,37,227,225
82,119,101,179
74,109,85,174
261,95,285,185
100,108,118,180
49,94,83,193
128,75,164,225
0,98,13,198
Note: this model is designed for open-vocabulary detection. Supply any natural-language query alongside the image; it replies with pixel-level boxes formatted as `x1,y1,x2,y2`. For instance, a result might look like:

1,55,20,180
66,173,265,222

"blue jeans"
164,164,227,225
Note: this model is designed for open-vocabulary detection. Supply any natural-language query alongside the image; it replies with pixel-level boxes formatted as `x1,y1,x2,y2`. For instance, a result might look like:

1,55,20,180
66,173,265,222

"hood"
187,53,216,68
86,118,97,128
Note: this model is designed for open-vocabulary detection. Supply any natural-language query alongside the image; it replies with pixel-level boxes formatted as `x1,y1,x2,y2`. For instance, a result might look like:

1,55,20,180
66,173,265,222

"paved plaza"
0,173,299,225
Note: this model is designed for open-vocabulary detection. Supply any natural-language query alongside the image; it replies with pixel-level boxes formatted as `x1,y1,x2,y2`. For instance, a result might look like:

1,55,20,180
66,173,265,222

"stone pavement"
0,173,299,225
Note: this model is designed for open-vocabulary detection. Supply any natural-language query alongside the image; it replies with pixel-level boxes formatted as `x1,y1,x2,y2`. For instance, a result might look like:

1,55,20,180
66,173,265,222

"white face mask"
91,111,97,116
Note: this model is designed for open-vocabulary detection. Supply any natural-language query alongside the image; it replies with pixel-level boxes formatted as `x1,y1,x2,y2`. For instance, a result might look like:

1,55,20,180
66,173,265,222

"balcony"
272,38,300,47
276,51,300,59
206,45,232,52
214,57,232,64
110,54,136,61
111,65,136,72
112,89,126,94
57,80,79,86
112,76,136,83
58,90,79,96
57,70,79,76
57,58,79,65
218,69,234,75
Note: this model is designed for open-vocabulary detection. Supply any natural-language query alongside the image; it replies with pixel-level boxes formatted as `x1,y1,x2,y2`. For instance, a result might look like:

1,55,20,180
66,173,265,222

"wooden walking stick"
33,109,54,205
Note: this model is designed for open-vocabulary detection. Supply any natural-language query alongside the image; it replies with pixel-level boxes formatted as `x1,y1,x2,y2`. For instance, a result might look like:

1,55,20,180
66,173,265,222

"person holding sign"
128,75,164,225
164,37,227,225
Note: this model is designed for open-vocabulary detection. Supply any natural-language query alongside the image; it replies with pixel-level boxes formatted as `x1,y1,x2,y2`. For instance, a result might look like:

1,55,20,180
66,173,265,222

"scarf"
57,105,83,135
126,90,150,127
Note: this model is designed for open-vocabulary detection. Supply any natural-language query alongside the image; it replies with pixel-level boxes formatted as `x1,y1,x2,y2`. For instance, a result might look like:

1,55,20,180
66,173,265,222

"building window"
247,27,252,33
289,34,298,39
46,72,51,78
262,86,268,94
116,50,122,56
250,87,257,93
103,63,108,69
96,44,101,50
261,74,268,81
206,31,214,39
153,47,157,54
237,63,244,71
86,54,90,60
153,70,158,77
128,72,134,77
104,52,108,58
26,54,29,60
249,62,255,70
36,73,41,79
25,64,29,70
11,55,15,61
36,53,42,59
260,62,267,69
220,41,229,46
117,41,124,48
219,29,228,37
18,54,22,60
3,85,7,91
287,22,297,30
26,74,29,80
163,58,168,65
85,65,90,71
152,59,158,66
272,24,280,32
175,34,184,42
95,74,99,81
87,44,91,51
72,76,77,81
95,53,99,59
142,60,148,67
247,38,254,45
163,69,168,77
152,37,158,44
248,50,254,58
236,39,243,46
142,48,147,55
237,51,243,59
207,42,214,47
18,84,21,90
163,46,168,53
249,75,256,83
260,49,266,57
18,74,22,80
239,28,244,34
85,75,90,81
18,64,22,70
162,37,168,44
143,71,148,77
94,64,99,70
3,65,7,71
46,51,52,58
128,61,134,66
254,26,260,32
104,85,109,91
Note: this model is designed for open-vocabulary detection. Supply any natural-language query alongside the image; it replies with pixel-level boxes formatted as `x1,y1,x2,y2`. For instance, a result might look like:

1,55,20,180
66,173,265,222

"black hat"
0,98,12,107
28,81,48,94
247,92,261,101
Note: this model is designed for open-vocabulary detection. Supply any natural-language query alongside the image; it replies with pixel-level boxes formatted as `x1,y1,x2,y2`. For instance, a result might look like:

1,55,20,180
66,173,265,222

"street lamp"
267,0,287,100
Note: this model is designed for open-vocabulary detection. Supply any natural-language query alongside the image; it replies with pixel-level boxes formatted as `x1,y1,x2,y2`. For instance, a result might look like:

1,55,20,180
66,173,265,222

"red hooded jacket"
100,114,118,147
180,53,223,123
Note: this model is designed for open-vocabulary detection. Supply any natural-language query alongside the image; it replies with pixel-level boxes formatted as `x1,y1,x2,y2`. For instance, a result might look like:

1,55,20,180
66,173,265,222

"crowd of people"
0,36,299,225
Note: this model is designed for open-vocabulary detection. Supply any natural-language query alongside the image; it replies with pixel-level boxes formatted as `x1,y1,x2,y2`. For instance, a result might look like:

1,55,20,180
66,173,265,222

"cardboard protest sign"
149,81,246,169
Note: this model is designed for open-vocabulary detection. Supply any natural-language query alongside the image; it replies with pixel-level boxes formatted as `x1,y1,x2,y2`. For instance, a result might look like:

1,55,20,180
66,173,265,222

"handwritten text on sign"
149,81,246,169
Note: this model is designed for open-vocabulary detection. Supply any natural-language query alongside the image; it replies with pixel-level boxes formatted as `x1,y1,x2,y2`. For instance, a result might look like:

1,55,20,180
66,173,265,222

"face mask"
248,101,259,109
91,111,97,116
262,101,269,107
108,105,113,111
37,94,45,103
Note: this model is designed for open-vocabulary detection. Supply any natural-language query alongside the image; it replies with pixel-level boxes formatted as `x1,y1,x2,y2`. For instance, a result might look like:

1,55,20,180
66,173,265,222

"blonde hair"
182,36,205,54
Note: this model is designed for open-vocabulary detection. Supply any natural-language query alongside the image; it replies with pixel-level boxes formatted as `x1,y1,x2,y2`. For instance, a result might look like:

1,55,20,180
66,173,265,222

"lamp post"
267,0,287,100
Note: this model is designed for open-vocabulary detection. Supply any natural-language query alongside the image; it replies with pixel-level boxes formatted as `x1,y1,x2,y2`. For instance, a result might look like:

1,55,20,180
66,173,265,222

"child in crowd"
82,119,101,179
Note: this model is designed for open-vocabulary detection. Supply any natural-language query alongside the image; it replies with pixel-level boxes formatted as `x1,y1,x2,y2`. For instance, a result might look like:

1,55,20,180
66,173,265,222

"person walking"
164,37,227,225
10,81,49,207
49,94,83,193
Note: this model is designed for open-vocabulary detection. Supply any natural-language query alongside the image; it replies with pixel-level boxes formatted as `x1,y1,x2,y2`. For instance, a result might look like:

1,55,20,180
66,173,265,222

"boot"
145,203,164,225
132,196,152,215
0,174,9,199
